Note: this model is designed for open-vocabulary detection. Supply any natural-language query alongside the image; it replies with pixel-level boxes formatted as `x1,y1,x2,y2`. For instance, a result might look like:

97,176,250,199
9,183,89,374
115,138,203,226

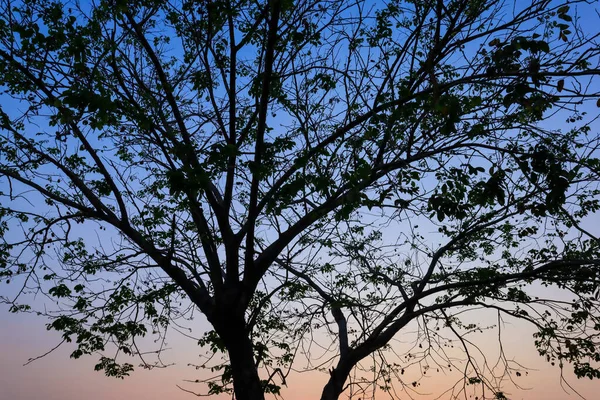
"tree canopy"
1,0,600,399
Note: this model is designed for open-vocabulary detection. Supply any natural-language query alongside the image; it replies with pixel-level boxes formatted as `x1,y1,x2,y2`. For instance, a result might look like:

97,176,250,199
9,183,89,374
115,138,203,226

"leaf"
496,188,506,205
557,79,564,92
597,98,600,108
557,5,570,14
558,13,573,22
538,41,550,53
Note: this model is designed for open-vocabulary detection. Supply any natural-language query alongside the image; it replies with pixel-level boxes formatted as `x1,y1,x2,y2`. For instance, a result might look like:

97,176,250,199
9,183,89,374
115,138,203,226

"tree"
1,0,600,398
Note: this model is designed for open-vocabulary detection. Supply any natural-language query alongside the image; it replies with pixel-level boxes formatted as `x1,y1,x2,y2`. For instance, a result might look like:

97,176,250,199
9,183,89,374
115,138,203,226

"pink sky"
1,307,598,400
0,309,325,400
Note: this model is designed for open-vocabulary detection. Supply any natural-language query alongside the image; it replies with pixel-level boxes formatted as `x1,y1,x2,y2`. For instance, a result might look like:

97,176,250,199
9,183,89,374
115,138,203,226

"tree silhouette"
1,0,600,399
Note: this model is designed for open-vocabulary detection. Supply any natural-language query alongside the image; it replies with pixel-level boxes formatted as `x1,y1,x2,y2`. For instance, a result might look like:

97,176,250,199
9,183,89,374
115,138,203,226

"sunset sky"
1,301,599,400
1,0,600,399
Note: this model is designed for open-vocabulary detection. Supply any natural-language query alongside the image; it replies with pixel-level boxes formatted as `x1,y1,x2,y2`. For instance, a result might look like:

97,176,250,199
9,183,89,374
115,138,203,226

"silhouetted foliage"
1,0,600,399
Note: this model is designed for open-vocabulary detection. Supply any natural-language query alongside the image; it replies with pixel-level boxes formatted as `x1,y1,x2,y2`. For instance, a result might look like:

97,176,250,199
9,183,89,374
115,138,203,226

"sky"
1,0,600,399
1,302,600,400
0,308,327,400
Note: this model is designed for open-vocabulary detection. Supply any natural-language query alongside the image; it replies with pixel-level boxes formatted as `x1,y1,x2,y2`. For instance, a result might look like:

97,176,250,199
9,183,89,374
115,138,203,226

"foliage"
0,0,600,399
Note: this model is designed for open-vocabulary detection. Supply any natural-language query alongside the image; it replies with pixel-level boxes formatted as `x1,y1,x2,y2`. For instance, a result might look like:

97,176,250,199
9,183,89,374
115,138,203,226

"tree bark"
229,337,264,400
320,362,353,400
220,316,265,400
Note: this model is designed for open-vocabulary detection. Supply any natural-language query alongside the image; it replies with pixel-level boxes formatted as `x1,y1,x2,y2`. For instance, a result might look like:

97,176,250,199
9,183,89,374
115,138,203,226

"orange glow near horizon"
1,307,598,400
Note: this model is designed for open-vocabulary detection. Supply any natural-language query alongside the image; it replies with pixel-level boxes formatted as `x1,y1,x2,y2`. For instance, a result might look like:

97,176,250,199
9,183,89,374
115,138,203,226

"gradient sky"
1,303,599,400
1,0,600,399
0,307,325,400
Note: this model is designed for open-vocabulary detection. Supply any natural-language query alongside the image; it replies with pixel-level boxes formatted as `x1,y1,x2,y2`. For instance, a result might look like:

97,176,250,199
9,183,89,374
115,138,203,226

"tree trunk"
220,317,265,400
229,337,264,400
320,362,352,400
